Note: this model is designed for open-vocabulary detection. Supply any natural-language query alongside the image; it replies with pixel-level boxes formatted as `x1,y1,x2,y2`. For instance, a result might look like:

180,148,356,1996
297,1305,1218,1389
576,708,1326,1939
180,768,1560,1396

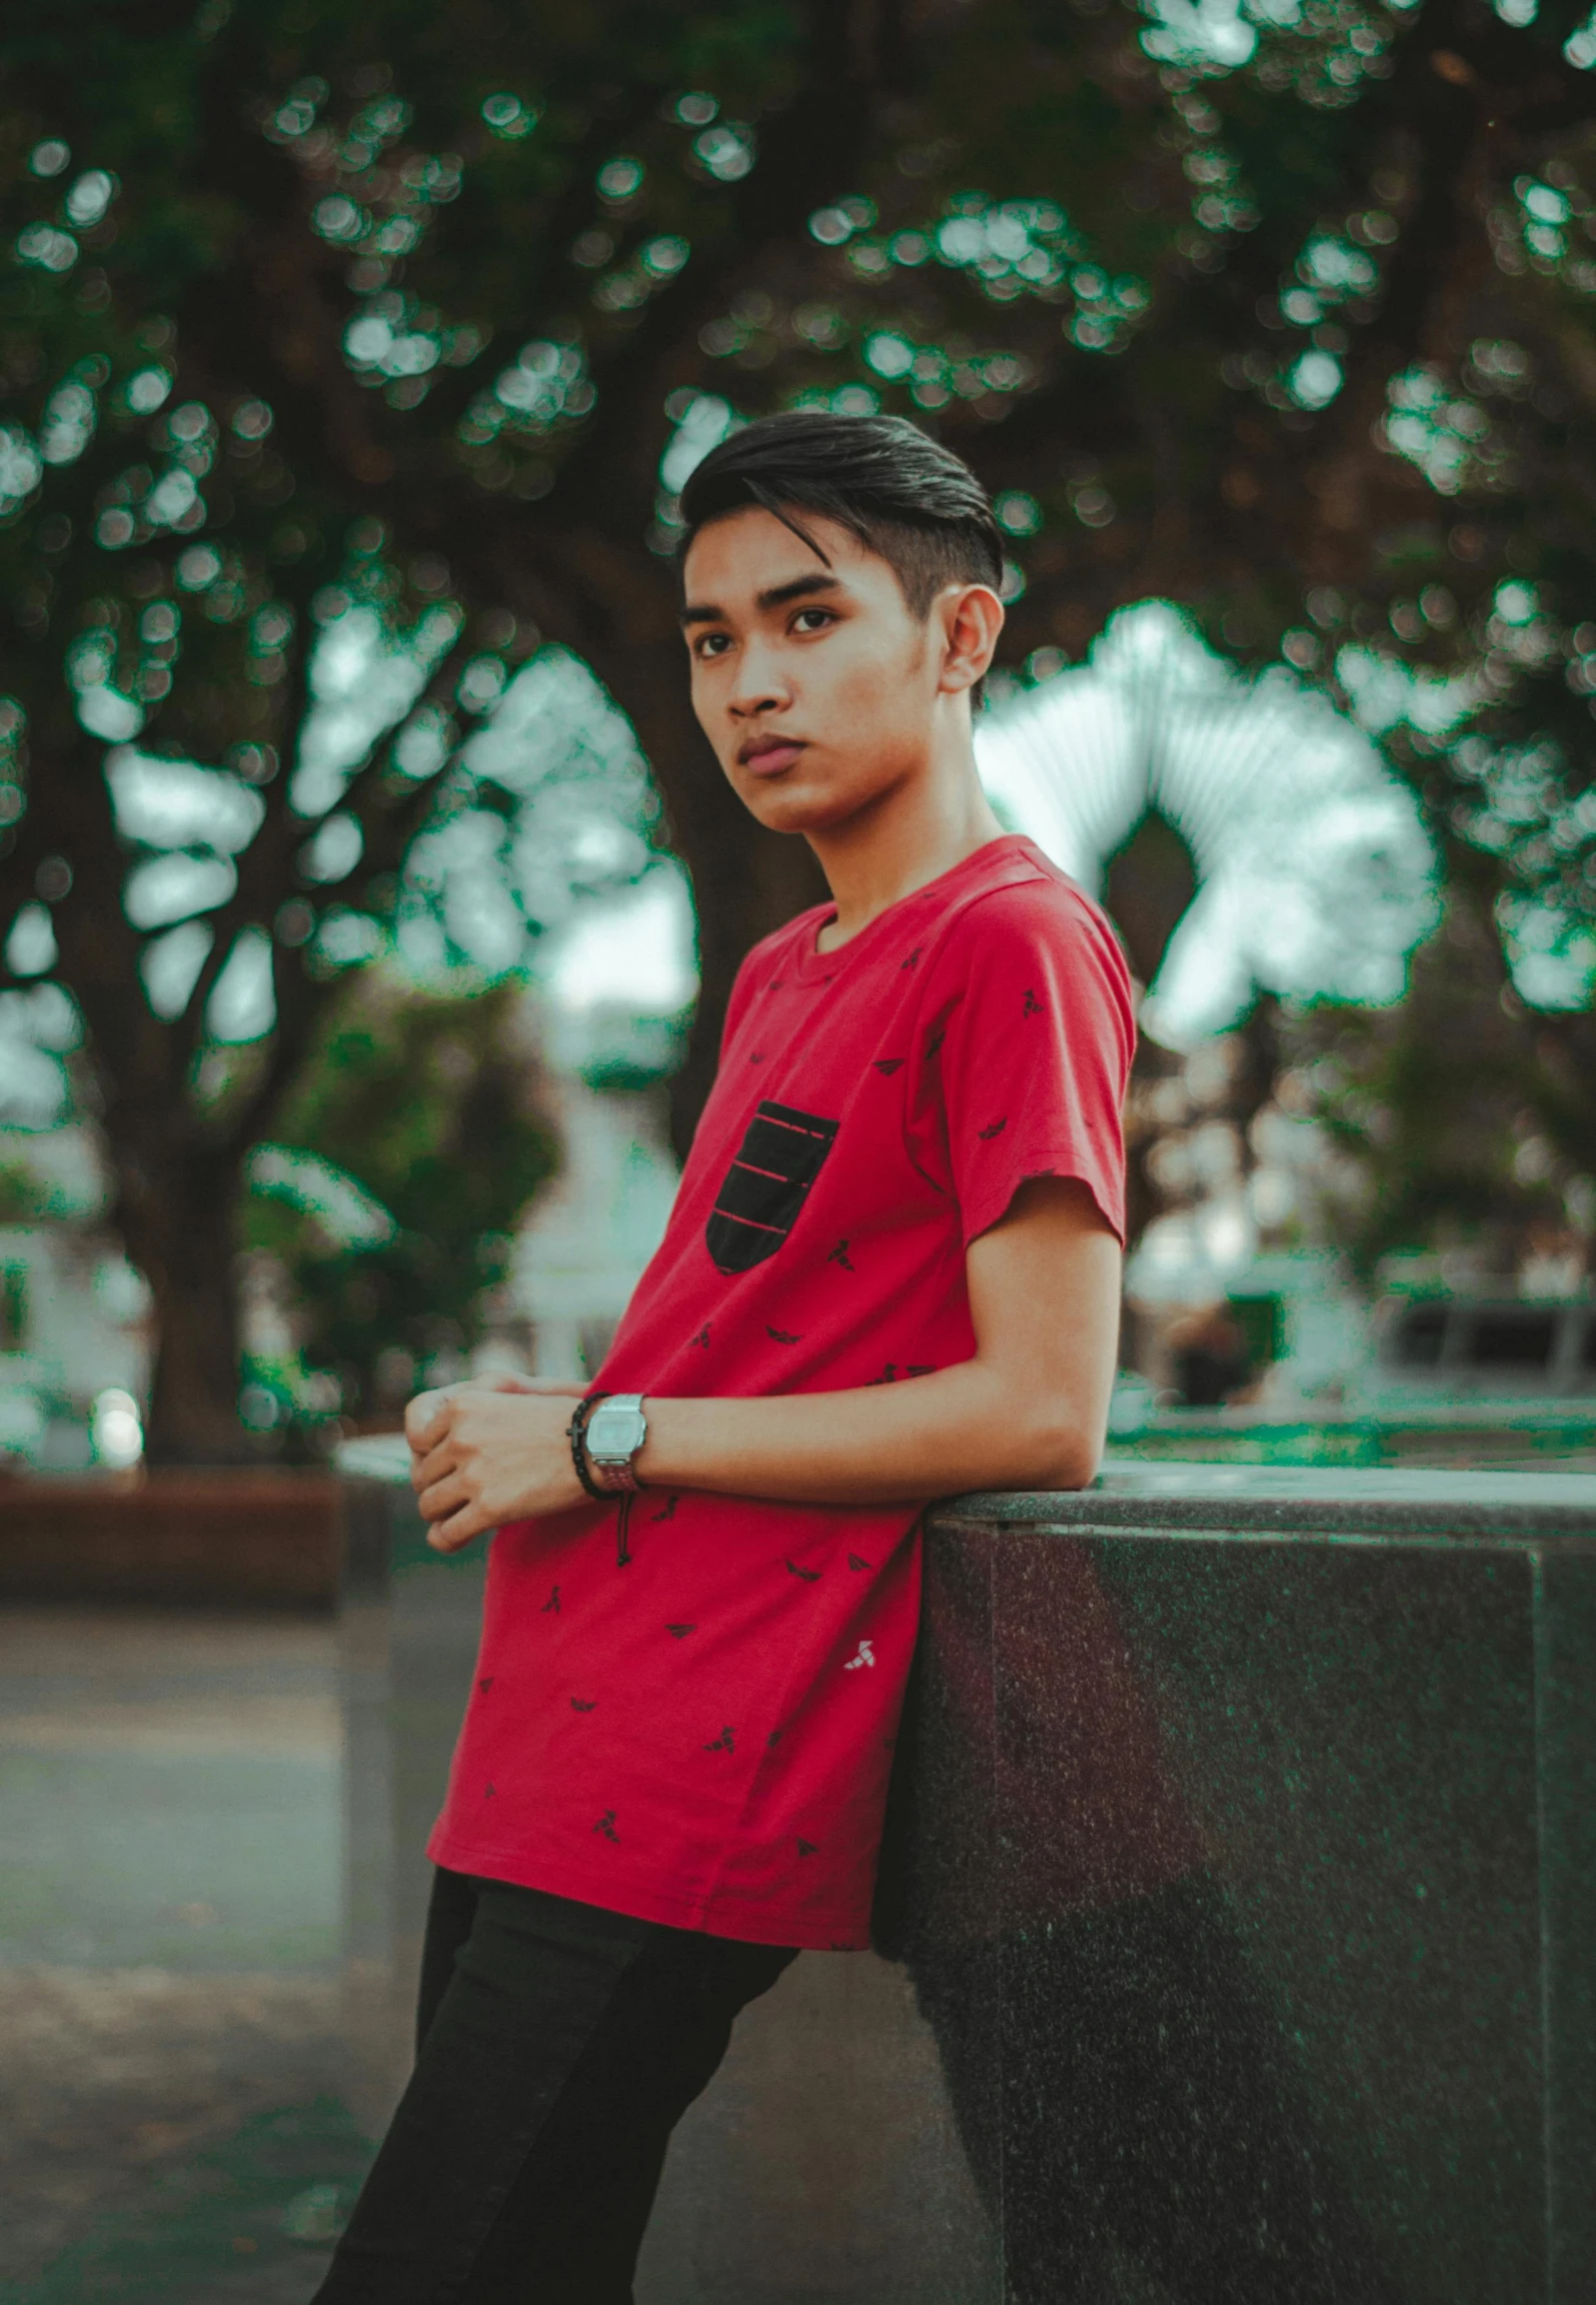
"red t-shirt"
428,836,1133,1949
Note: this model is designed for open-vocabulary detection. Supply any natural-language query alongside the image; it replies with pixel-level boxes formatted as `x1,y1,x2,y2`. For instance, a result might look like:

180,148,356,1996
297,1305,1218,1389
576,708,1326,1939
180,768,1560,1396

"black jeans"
312,1867,798,2304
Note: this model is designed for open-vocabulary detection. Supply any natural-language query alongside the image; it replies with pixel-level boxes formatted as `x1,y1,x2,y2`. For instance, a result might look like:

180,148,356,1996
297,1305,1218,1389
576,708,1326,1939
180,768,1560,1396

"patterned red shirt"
428,836,1133,1948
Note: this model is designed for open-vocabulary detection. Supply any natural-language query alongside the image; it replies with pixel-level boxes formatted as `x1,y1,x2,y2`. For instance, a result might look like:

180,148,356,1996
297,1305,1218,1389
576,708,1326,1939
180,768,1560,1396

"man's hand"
406,1380,588,1553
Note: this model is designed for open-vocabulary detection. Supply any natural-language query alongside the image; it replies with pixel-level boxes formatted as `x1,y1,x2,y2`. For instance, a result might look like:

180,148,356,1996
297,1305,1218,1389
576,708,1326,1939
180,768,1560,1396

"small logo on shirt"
873,1058,903,1077
595,1809,619,1842
571,1697,597,1712
704,1724,736,1752
923,1025,946,1062
797,1837,818,1856
843,1640,876,1671
478,1675,495,1693
847,1553,873,1572
977,1117,1008,1140
767,977,786,992
1023,988,1042,1017
767,1324,803,1344
666,1623,697,1639
900,947,923,972
540,1587,560,1614
651,1495,679,1522
485,1780,496,1798
826,1238,854,1271
866,1362,899,1385
786,1557,821,1581
691,1322,713,1349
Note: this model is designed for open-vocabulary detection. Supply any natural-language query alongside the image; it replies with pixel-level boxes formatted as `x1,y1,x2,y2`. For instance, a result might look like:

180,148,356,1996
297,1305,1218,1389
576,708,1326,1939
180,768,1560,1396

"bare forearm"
406,1181,1119,1549
637,1360,1099,1507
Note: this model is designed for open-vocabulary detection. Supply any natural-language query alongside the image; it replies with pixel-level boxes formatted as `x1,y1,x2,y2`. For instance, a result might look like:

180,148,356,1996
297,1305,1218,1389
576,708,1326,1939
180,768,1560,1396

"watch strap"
592,1455,642,1495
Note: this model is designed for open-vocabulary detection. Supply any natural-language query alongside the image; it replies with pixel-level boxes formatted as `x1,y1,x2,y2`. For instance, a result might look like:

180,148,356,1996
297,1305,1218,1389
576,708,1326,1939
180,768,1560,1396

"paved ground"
0,1607,371,2304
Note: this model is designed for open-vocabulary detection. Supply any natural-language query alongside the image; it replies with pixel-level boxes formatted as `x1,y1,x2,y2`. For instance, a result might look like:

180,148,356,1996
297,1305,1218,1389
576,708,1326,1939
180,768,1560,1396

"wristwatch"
583,1393,650,1493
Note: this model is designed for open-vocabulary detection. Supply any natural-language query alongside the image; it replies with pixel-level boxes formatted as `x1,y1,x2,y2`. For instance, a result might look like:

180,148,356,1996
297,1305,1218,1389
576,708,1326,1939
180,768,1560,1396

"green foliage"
242,974,556,1415
3,0,1596,1361
0,1157,49,1222
1284,893,1596,1276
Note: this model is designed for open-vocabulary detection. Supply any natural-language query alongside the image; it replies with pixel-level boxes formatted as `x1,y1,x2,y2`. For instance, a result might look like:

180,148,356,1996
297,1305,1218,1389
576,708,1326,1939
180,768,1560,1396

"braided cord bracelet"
567,1392,611,1503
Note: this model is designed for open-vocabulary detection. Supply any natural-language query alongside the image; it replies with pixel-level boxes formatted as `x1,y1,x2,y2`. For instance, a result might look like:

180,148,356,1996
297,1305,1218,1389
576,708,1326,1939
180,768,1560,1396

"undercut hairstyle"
678,411,1004,668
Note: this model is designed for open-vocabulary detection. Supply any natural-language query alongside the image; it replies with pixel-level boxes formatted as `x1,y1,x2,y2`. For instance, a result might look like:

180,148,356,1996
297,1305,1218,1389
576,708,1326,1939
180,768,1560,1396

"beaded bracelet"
568,1393,611,1502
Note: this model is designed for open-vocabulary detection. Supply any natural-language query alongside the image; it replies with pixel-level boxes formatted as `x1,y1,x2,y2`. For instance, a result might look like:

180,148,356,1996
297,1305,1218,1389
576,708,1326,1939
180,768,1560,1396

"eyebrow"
679,572,844,628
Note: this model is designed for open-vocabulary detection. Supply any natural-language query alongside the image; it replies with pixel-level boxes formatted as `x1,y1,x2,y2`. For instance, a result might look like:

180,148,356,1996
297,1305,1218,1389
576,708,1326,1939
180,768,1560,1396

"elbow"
1018,1412,1099,1493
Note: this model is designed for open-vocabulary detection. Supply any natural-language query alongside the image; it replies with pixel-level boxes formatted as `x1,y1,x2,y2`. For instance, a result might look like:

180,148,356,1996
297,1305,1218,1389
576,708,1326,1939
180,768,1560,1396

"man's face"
680,507,952,837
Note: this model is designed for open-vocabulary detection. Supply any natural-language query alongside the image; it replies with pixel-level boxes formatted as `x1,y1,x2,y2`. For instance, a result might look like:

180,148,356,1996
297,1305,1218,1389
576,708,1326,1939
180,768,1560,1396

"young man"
313,413,1131,2303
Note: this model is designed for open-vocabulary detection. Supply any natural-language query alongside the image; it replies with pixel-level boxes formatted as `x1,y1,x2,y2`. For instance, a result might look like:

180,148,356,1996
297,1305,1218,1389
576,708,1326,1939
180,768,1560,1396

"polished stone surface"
339,1452,1596,2303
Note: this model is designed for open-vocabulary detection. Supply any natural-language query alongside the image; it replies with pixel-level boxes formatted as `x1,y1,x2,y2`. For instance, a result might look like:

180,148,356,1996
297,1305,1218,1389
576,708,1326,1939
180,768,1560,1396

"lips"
738,737,805,776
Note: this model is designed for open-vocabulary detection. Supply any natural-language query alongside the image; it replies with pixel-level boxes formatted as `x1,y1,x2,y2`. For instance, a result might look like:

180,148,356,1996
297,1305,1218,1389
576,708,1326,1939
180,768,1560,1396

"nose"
726,635,792,721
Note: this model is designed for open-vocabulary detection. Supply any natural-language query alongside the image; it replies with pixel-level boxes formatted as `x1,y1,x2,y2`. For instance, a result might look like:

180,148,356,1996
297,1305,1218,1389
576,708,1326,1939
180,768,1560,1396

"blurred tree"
1106,811,1199,1246
244,973,556,1422
3,0,1596,1448
1284,883,1596,1277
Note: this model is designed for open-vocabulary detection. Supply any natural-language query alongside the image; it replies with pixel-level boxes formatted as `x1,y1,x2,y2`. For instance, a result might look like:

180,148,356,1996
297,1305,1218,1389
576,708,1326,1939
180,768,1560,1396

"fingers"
406,1388,454,1451
410,1436,461,1496
417,1469,471,1522
427,1505,490,1553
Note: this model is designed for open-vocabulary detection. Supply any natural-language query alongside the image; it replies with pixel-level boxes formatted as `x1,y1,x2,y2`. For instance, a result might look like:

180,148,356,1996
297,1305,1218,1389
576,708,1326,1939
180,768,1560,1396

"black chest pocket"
707,1101,839,1274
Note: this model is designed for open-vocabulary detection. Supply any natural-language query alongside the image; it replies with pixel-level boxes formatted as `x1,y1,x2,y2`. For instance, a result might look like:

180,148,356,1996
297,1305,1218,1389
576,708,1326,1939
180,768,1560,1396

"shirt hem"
426,1830,871,1951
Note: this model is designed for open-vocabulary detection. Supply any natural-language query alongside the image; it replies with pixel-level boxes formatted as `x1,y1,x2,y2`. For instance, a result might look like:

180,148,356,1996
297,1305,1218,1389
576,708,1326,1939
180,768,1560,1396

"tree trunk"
115,1150,253,1464
668,811,828,1165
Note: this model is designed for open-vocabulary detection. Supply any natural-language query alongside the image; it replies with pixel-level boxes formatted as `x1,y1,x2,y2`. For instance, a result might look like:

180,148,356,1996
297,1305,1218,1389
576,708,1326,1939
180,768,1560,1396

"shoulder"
933,860,1130,995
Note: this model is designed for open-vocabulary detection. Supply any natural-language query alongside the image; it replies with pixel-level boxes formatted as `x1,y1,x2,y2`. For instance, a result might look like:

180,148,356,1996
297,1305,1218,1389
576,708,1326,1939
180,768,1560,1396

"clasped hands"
406,1375,589,1553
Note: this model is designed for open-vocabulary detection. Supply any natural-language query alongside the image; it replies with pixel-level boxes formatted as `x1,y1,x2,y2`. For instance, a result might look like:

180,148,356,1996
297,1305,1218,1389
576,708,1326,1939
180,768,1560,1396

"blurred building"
0,1126,149,1468
498,1003,681,1383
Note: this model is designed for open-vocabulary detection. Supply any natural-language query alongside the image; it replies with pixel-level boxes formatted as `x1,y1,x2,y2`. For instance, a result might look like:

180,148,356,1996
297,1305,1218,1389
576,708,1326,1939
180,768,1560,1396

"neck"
809,729,1005,953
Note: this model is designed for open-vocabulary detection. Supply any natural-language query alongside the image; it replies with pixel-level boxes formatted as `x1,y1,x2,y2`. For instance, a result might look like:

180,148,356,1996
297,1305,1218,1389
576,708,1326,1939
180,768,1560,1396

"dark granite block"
1003,1536,1534,2302
1536,1546,1596,2301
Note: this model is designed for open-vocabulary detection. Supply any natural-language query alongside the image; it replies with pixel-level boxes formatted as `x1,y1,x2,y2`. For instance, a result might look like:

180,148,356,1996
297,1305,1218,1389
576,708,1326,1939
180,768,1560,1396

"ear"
934,583,1004,699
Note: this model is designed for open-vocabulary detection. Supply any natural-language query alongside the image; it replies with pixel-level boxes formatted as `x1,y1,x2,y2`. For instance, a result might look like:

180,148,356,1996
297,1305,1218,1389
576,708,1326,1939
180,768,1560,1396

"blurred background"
1,0,1594,2292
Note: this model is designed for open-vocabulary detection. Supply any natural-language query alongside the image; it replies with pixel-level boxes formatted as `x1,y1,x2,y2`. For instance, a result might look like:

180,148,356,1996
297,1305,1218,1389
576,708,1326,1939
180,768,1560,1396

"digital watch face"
590,1401,646,1457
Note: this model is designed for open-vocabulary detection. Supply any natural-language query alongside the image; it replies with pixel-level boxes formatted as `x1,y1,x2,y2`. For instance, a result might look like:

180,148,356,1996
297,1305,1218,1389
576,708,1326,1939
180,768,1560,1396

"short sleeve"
905,880,1134,1247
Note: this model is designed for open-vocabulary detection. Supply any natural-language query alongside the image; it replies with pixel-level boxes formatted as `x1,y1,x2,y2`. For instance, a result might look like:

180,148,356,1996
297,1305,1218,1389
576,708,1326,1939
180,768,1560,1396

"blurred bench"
0,1469,341,1607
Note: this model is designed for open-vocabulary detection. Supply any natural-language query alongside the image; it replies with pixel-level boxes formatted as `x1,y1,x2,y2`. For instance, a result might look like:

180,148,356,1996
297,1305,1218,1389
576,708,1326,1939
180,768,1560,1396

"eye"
792,607,835,634
693,631,732,660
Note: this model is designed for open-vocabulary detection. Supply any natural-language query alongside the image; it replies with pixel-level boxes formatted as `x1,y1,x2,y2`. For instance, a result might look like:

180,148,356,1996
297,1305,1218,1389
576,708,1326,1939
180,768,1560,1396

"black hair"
678,410,1003,636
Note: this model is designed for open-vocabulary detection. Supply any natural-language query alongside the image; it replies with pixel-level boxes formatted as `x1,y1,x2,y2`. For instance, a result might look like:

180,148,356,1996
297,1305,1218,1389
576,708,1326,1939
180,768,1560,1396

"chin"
740,786,859,838
732,764,896,837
